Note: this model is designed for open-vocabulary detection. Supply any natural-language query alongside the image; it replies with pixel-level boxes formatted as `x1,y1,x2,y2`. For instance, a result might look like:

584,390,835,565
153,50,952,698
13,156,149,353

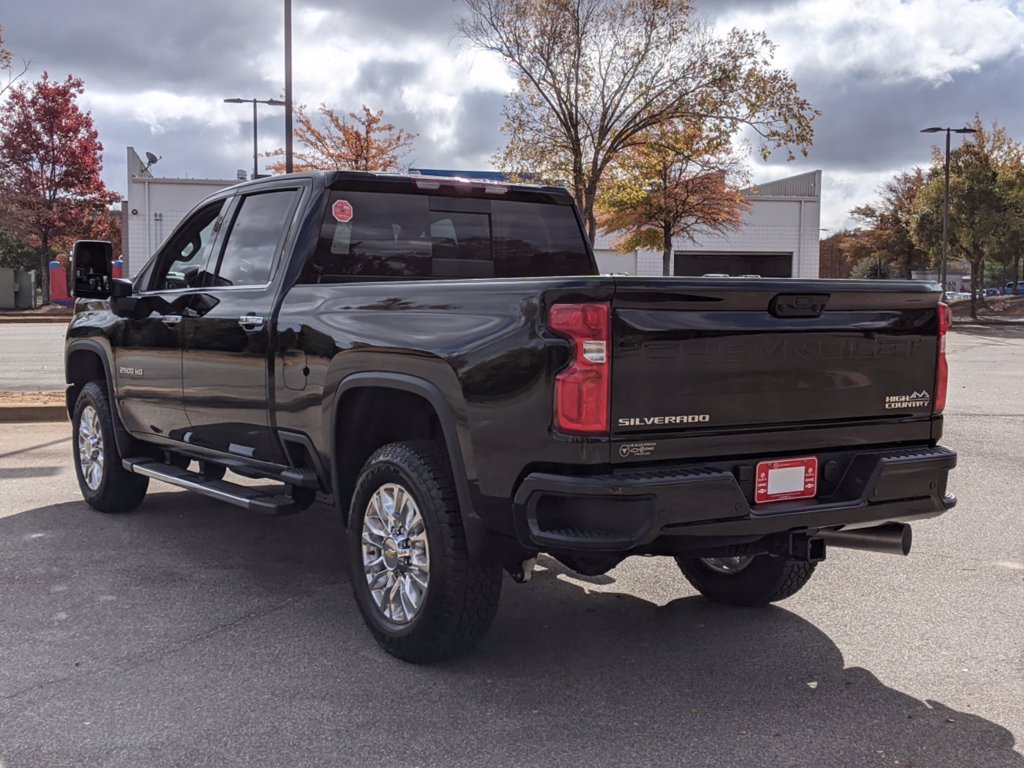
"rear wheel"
72,381,149,513
675,553,816,606
348,441,503,663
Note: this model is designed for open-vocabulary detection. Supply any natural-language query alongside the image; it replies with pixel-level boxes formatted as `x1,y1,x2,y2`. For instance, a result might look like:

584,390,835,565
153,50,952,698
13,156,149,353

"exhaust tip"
818,523,912,556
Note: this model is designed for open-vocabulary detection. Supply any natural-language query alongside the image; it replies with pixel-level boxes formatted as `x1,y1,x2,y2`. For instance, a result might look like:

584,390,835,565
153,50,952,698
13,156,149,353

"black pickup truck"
66,171,956,662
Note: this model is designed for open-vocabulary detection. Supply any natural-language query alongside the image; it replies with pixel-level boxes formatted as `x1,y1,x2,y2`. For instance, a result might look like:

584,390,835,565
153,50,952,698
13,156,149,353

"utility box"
0,268,39,309
15,269,37,308
0,268,14,309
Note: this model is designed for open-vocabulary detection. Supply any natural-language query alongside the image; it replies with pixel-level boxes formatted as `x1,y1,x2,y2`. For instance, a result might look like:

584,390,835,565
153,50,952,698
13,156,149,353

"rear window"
300,191,593,283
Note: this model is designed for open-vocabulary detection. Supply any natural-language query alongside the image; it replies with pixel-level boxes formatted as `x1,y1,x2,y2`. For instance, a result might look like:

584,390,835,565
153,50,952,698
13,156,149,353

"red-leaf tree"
0,72,116,300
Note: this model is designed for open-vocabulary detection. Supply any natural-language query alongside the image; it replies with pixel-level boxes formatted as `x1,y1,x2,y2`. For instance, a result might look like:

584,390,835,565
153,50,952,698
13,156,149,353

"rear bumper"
512,445,956,552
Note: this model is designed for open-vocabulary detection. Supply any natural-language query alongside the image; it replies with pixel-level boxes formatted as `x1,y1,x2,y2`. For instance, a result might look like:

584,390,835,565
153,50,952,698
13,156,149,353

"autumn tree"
0,72,116,300
991,154,1024,293
912,118,1024,317
598,125,748,275
818,230,862,279
0,24,30,100
850,168,929,279
459,0,818,243
266,104,416,173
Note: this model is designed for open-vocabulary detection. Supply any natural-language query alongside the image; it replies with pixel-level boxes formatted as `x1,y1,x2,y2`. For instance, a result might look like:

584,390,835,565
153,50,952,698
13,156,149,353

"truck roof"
221,170,574,201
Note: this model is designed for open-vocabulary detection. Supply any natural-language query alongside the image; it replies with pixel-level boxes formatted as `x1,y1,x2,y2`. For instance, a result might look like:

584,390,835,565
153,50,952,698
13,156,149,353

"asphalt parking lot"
0,326,1022,768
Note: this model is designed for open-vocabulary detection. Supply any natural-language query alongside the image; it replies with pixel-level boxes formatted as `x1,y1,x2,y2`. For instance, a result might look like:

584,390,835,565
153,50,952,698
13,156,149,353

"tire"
675,553,817,607
348,441,503,663
72,381,149,513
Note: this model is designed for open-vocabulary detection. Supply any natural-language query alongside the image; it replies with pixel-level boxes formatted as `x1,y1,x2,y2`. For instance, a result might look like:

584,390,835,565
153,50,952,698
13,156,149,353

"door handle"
237,314,266,332
160,314,182,326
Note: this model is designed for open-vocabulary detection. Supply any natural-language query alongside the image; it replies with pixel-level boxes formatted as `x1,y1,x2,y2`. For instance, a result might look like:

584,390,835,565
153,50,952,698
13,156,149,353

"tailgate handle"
769,293,829,318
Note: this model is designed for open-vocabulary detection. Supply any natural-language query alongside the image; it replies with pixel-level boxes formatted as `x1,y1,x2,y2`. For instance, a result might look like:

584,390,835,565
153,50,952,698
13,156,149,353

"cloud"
3,0,1023,238
715,0,1024,85
705,0,1024,230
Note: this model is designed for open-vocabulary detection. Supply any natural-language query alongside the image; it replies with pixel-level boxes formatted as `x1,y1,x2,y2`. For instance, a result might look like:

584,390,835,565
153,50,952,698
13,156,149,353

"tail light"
548,302,610,434
934,302,950,414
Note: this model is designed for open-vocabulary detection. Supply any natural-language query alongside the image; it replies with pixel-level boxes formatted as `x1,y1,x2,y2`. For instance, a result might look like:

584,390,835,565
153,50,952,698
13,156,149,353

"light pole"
920,126,978,292
224,97,287,179
284,0,294,173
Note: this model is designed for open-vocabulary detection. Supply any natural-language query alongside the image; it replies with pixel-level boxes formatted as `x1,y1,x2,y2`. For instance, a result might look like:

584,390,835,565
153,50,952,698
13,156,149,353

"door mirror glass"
71,240,113,298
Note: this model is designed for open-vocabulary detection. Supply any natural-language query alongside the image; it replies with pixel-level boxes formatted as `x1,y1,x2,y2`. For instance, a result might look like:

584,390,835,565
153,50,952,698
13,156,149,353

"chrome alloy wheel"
700,555,755,574
361,483,430,624
77,404,104,491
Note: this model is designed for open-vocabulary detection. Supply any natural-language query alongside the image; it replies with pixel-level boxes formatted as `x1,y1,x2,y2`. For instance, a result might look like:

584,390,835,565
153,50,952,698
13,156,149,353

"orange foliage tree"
598,126,748,275
266,104,417,173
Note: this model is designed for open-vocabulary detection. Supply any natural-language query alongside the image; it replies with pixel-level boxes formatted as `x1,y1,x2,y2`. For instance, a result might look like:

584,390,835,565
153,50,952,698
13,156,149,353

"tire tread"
349,440,502,663
72,381,148,514
676,554,816,607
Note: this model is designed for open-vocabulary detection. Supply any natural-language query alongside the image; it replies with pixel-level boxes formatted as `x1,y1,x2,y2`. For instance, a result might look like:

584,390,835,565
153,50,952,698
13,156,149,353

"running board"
123,458,298,515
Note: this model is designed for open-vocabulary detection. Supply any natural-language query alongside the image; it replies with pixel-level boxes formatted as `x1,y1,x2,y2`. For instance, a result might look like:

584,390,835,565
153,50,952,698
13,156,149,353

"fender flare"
328,371,477,521
65,338,135,457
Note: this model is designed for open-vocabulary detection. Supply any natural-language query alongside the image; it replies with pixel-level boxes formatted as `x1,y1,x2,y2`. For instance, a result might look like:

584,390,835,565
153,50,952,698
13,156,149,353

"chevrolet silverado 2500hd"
65,171,956,662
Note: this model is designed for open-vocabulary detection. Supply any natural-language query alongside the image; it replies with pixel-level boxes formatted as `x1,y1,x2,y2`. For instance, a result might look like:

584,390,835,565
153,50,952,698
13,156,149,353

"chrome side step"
123,458,298,515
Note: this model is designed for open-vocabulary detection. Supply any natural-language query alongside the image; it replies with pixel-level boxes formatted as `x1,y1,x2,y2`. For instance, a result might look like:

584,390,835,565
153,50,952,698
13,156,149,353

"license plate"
755,457,818,504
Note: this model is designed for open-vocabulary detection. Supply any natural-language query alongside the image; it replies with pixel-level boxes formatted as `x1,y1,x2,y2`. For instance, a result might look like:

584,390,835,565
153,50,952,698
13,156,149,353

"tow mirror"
71,240,113,299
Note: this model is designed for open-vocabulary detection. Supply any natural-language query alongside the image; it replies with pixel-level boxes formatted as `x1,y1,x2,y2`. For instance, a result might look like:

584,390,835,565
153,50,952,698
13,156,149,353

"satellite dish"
145,151,160,166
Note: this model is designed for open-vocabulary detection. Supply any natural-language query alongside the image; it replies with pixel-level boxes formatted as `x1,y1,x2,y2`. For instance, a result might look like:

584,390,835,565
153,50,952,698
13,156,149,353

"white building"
121,154,821,280
123,147,244,277
593,170,822,279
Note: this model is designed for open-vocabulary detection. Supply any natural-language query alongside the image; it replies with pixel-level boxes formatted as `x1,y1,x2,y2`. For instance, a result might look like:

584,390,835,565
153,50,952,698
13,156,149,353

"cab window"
148,201,226,291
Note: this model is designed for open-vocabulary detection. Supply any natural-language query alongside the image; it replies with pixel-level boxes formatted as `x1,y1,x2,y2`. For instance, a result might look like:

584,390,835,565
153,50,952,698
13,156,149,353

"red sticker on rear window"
332,199,353,223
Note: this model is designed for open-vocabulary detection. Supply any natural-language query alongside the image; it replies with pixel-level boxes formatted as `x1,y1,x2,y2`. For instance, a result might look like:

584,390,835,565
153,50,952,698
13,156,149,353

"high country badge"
885,390,931,409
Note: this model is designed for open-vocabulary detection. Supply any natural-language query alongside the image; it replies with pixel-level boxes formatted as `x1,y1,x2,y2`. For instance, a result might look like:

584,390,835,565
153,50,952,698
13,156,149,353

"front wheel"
348,441,502,663
72,381,149,513
675,553,816,607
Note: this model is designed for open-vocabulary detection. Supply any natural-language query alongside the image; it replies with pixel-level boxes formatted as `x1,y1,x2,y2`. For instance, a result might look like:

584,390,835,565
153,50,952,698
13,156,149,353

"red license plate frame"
755,457,818,504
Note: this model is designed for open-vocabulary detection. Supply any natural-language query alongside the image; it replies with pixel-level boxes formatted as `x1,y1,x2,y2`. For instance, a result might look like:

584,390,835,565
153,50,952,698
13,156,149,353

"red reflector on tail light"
548,302,611,434
934,302,950,414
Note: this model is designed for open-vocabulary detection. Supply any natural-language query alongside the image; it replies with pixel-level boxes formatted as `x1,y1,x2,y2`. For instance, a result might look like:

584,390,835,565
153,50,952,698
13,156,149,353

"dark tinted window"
302,191,593,283
214,189,299,286
491,200,593,277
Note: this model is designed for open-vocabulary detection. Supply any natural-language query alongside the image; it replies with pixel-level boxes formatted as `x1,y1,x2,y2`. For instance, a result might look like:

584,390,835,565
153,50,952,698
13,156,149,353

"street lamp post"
224,97,287,179
920,126,978,293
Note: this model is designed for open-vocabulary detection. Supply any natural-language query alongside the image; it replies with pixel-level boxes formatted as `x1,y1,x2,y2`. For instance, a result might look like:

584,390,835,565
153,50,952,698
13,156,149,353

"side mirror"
71,240,113,299
111,278,133,298
109,277,140,318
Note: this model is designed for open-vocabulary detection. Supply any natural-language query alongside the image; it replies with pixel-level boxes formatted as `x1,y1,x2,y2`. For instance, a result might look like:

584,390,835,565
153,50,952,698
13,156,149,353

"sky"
2,0,1024,233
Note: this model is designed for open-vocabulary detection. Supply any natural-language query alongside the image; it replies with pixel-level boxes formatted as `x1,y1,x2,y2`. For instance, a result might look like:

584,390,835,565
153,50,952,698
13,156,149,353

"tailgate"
611,278,941,441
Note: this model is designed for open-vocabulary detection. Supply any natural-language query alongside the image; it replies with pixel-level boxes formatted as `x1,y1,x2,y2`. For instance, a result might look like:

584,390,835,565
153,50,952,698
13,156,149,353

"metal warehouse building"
592,170,822,279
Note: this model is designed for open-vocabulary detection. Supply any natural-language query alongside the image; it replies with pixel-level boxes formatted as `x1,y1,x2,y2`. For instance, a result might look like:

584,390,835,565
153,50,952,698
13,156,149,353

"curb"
0,317,72,325
951,320,1024,328
0,405,67,423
